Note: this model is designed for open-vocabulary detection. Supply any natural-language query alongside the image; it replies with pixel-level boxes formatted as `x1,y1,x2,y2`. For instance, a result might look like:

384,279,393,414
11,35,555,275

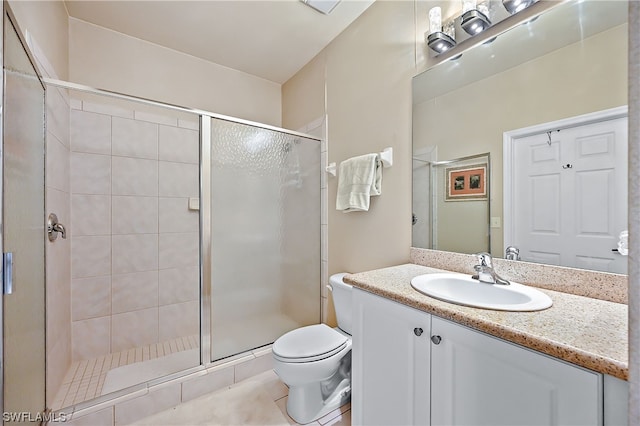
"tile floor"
133,370,351,426
53,335,199,409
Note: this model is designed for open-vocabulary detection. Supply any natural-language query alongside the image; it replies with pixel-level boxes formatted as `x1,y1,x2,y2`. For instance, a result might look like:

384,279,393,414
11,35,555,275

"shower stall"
58,87,320,409
1,6,321,416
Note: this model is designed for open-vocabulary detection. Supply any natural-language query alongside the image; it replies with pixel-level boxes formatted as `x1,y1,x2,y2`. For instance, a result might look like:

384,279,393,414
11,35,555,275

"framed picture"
445,163,487,201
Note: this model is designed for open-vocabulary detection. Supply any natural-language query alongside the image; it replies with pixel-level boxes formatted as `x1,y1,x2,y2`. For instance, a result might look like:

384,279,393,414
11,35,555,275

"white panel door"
352,289,431,426
512,117,627,273
431,317,602,426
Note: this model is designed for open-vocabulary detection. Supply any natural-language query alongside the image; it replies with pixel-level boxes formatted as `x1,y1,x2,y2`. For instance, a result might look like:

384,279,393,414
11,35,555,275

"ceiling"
64,0,375,84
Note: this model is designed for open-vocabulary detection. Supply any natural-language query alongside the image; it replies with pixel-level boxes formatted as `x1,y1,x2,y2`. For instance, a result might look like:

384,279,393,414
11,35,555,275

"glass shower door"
2,12,46,419
209,118,320,361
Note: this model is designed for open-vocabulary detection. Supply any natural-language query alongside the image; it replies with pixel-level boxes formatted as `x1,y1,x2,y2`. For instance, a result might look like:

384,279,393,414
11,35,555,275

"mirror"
414,153,491,254
412,0,628,274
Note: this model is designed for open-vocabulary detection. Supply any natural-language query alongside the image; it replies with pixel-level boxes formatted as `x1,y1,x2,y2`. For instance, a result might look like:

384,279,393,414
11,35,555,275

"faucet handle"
474,252,493,267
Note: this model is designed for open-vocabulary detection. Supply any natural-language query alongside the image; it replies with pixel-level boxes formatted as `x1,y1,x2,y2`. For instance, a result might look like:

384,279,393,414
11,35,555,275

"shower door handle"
3,252,13,294
47,213,67,241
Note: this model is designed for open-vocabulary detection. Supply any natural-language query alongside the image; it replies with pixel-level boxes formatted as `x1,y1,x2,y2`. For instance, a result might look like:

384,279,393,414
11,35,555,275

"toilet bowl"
273,273,352,424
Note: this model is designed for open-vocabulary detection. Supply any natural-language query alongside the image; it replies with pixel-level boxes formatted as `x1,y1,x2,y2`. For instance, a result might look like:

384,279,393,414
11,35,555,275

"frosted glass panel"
210,118,320,361
3,15,46,418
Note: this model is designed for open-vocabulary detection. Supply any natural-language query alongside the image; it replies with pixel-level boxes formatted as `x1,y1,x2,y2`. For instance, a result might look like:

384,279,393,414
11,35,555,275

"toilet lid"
273,324,348,362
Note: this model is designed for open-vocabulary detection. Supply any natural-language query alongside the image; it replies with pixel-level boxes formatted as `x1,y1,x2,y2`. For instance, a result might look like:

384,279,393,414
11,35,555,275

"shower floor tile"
52,334,199,410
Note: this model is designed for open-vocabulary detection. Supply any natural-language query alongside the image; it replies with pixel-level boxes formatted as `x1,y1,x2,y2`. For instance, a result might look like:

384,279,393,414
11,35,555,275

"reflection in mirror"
413,153,490,254
412,0,628,274
504,108,628,274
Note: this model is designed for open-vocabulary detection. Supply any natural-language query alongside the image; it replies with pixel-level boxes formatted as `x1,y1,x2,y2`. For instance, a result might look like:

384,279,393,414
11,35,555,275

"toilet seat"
273,324,349,363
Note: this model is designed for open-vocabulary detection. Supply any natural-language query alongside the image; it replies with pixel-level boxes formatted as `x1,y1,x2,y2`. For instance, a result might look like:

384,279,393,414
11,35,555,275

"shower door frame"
40,77,321,400
200,116,213,367
0,0,5,416
1,1,51,417
201,112,323,364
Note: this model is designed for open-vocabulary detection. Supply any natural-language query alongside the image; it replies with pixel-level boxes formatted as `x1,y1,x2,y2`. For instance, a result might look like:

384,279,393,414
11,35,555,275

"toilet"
273,273,352,424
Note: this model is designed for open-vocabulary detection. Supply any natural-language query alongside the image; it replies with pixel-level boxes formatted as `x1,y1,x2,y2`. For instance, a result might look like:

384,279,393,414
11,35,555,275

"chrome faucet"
472,252,510,285
505,246,520,261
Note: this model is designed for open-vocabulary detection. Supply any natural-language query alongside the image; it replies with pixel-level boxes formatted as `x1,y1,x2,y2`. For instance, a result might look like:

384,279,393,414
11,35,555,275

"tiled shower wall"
69,99,200,361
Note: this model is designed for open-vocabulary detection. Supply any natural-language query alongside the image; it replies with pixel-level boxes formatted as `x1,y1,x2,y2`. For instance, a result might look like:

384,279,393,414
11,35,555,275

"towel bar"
325,147,393,176
380,147,393,167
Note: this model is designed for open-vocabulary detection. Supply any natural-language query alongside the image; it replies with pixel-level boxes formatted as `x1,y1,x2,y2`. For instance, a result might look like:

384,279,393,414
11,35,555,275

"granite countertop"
345,263,628,380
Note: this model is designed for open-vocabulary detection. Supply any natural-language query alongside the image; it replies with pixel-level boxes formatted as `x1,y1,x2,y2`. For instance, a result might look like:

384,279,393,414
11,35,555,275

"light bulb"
429,7,442,34
462,0,477,13
503,0,535,15
477,2,490,16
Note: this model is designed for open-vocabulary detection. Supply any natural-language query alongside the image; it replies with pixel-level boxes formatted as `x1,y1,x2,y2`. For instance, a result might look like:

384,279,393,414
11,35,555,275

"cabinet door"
604,375,628,426
352,289,431,426
431,317,602,426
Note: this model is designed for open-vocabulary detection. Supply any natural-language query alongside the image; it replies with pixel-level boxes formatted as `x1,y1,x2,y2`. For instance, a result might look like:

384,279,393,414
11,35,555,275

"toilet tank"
329,273,353,335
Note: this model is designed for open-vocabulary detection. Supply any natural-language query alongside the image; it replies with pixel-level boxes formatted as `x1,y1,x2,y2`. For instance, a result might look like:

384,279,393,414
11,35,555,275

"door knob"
431,335,442,344
414,327,423,336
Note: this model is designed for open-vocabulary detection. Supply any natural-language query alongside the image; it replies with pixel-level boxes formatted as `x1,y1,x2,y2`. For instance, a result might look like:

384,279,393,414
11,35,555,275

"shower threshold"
52,335,199,410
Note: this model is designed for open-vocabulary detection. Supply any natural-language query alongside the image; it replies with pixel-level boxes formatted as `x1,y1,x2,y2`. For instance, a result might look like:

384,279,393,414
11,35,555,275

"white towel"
336,153,382,212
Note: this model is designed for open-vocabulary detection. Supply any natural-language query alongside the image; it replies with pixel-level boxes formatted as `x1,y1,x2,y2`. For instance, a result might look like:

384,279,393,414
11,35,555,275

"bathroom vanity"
346,264,628,426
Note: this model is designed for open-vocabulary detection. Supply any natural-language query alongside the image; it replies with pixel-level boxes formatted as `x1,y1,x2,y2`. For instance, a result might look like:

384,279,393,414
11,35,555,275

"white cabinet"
431,316,602,425
353,289,604,426
352,288,431,426
604,375,628,426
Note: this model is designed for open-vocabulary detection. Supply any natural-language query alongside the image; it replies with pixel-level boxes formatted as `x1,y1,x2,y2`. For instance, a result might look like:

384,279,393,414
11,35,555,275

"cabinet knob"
431,335,442,345
414,327,424,336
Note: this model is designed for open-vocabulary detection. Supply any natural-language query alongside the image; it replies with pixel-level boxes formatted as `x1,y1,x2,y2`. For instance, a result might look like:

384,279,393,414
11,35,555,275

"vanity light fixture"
502,0,535,15
461,0,492,36
426,7,456,54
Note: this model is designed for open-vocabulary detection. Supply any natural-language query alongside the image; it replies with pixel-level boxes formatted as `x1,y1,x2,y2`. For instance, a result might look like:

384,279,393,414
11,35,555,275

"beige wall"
69,18,282,127
413,23,628,256
282,52,326,132
282,0,627,324
8,0,69,79
283,1,417,284
325,0,415,274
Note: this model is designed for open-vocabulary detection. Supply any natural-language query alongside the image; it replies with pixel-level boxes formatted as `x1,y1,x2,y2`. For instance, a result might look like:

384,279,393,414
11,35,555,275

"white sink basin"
410,273,553,312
